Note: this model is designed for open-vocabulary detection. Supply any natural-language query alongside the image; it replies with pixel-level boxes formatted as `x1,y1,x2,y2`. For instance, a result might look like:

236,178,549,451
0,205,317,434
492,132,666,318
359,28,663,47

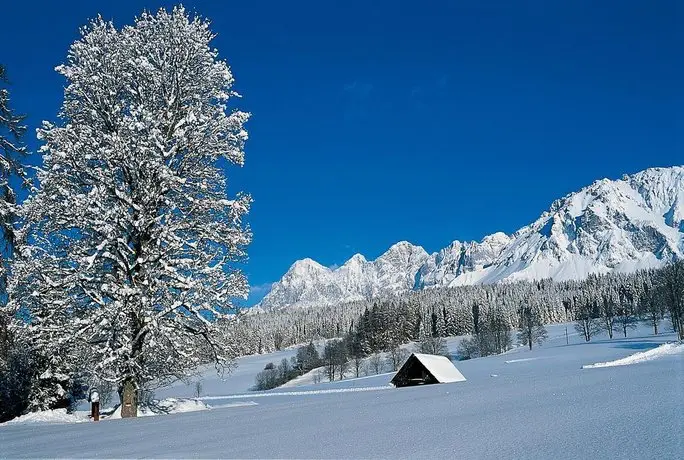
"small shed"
390,353,466,387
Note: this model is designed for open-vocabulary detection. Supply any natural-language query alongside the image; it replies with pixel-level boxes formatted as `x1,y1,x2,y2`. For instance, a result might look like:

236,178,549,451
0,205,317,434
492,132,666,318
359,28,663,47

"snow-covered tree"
0,64,28,261
386,344,409,371
574,301,602,342
0,64,28,338
0,64,32,421
9,7,251,416
516,304,548,350
657,260,684,340
416,332,449,357
638,281,663,335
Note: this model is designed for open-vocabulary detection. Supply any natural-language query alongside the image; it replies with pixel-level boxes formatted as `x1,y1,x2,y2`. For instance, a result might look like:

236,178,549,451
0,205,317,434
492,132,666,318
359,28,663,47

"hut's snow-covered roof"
411,353,466,383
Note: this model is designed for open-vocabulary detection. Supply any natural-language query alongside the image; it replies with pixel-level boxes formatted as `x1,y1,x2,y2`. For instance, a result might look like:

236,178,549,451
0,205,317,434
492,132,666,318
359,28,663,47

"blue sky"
1,1,682,304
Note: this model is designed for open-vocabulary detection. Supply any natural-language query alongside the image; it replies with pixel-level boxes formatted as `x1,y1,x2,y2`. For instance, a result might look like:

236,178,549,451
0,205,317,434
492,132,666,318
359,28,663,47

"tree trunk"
119,379,138,418
583,319,590,342
527,321,532,350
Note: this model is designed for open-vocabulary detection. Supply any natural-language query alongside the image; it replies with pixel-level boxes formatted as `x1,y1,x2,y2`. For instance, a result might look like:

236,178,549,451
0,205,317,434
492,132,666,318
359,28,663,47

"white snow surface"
582,341,684,369
260,166,684,309
1,409,90,425
409,353,467,383
2,323,682,459
108,398,210,418
2,398,210,426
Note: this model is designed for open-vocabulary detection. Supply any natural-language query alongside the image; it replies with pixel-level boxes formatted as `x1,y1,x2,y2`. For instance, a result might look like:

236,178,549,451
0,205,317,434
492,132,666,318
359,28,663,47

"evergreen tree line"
234,263,684,357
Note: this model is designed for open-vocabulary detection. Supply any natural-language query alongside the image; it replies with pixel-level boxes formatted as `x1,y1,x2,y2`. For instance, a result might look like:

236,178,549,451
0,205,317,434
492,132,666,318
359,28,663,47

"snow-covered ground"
1,409,91,425
1,323,683,459
3,398,211,426
582,340,683,369
154,346,300,398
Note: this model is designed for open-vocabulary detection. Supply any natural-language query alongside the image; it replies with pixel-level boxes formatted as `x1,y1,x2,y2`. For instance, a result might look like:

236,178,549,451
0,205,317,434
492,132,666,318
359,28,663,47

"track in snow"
197,385,393,401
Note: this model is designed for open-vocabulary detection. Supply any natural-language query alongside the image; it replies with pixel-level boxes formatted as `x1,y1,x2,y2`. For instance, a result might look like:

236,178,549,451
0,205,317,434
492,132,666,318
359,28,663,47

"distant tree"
336,344,349,380
471,302,480,335
416,334,449,357
386,344,409,371
194,381,203,399
273,332,285,351
517,305,548,350
253,367,279,391
456,336,480,360
345,333,366,378
657,260,684,340
615,307,638,338
323,340,341,381
482,309,512,355
277,358,296,383
600,293,618,339
574,299,602,342
456,309,512,359
312,368,322,384
367,353,384,375
253,360,298,391
639,282,663,335
294,341,320,373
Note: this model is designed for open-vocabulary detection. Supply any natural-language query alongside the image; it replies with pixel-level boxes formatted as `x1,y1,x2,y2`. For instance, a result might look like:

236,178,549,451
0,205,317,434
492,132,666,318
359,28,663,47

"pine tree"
0,64,32,419
9,7,251,416
657,260,684,340
0,63,28,342
0,64,28,261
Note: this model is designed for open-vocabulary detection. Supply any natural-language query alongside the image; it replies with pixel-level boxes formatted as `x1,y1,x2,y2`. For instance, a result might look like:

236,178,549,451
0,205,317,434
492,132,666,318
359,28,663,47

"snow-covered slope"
415,232,512,289
260,166,684,309
449,166,684,286
2,326,682,459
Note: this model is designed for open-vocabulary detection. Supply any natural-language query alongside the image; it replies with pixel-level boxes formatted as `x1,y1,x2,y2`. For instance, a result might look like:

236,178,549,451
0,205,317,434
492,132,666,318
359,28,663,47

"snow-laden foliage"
0,64,28,257
233,267,678,354
0,64,31,421
8,7,251,407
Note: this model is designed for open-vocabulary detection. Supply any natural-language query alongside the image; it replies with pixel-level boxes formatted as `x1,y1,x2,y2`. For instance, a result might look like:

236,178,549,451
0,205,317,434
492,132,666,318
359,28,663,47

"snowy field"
1,323,683,459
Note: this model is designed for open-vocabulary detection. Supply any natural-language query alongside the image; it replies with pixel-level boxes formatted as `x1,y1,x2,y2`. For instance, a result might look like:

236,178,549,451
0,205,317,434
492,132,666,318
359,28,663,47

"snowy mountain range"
258,166,684,310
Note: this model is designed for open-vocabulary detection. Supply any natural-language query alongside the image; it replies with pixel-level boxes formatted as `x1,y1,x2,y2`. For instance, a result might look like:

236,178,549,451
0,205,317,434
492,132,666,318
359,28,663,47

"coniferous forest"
234,264,683,356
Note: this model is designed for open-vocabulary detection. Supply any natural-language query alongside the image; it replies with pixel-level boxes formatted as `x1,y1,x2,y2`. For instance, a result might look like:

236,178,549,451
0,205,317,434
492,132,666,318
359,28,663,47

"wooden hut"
390,353,466,387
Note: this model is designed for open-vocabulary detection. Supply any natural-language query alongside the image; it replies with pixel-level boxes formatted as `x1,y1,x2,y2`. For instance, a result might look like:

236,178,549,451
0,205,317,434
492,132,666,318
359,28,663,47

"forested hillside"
235,264,682,354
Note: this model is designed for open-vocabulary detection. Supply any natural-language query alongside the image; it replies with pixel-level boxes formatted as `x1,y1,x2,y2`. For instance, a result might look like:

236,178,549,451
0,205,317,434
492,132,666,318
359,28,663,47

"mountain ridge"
257,166,684,310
